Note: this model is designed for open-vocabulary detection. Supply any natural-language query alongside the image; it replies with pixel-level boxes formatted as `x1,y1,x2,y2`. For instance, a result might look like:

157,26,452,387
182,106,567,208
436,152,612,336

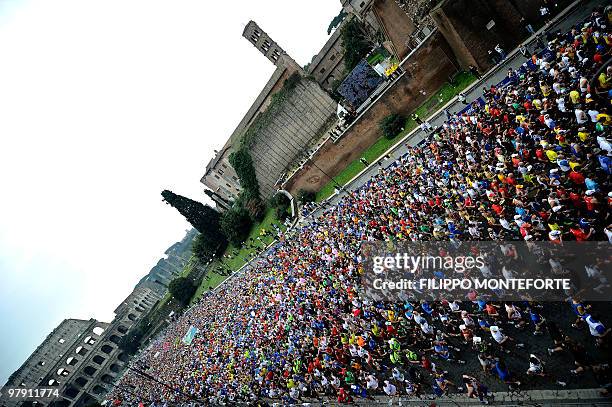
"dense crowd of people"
108,6,612,406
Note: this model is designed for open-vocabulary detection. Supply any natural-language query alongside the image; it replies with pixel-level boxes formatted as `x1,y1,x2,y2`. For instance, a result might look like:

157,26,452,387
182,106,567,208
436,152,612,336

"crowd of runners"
107,6,612,406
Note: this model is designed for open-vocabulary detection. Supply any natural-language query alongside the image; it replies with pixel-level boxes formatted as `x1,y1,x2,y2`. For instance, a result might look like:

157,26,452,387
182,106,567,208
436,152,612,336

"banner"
181,325,199,345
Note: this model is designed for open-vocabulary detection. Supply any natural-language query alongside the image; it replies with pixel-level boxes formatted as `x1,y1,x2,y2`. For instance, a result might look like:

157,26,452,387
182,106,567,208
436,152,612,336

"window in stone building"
92,385,106,395
58,338,65,344
75,377,88,387
319,67,326,74
66,357,77,366
75,346,87,356
83,366,97,376
64,386,79,398
93,327,105,336
261,39,271,52
92,355,105,365
38,361,46,366
330,54,336,61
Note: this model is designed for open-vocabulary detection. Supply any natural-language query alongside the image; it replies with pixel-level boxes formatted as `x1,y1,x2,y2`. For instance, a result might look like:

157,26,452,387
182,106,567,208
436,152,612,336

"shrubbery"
380,114,405,139
270,193,291,221
298,189,316,204
220,207,252,245
168,277,197,306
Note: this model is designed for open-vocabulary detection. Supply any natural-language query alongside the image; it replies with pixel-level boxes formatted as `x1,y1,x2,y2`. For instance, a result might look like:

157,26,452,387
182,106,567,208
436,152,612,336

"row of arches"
46,324,129,398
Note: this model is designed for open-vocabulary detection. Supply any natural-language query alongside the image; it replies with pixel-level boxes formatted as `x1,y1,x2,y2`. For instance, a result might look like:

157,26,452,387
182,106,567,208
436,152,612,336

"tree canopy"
118,316,149,355
162,190,223,234
328,10,348,35
380,113,406,139
220,207,252,246
168,277,197,306
192,232,223,263
341,20,372,72
161,190,227,261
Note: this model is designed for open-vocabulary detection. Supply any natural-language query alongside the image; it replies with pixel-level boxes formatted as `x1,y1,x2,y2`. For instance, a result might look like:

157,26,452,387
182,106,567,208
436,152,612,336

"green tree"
192,232,224,263
270,193,291,221
220,207,252,245
168,277,197,306
229,149,259,196
161,190,226,240
380,113,406,139
328,10,348,35
341,20,371,71
236,189,265,221
298,189,316,204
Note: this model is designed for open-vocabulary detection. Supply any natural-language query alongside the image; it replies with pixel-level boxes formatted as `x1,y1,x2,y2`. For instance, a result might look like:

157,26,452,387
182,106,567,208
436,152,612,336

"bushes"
168,277,197,306
192,232,224,263
229,148,266,220
298,189,316,204
380,113,405,139
270,193,291,221
229,149,259,196
220,207,253,245
341,19,372,71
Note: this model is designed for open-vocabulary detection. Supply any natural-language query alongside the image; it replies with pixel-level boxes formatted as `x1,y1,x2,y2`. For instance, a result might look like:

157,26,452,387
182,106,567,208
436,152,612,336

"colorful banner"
181,325,198,345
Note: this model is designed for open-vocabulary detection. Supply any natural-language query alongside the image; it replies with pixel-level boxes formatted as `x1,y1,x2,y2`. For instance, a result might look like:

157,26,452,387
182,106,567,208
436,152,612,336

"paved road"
313,0,608,216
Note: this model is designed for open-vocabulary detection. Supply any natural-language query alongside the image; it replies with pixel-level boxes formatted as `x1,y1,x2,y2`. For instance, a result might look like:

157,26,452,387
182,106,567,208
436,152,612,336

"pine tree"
161,190,225,241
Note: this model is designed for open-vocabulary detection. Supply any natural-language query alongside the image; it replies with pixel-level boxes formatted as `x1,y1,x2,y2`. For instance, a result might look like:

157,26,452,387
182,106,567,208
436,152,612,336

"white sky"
0,0,340,384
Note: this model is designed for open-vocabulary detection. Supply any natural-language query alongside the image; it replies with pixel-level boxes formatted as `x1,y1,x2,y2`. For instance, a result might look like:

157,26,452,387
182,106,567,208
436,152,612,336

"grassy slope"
316,71,476,201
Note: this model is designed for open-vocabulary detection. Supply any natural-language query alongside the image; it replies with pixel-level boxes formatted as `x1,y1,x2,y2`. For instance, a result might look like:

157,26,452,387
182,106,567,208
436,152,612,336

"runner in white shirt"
383,380,397,396
366,374,378,390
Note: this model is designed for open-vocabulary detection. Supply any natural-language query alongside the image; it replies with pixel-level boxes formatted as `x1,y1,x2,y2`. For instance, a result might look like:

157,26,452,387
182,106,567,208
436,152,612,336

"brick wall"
249,78,337,198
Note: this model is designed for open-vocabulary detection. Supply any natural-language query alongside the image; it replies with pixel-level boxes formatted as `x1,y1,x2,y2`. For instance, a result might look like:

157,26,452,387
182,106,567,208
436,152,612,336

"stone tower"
242,21,287,66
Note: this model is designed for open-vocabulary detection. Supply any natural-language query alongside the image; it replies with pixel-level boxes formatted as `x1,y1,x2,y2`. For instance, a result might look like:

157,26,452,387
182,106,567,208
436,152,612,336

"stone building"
430,0,572,71
1,282,164,407
201,21,336,204
306,17,350,92
144,229,197,287
200,147,242,210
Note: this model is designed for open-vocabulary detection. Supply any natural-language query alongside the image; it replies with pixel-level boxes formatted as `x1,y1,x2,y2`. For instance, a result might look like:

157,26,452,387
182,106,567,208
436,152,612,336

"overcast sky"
0,0,339,384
